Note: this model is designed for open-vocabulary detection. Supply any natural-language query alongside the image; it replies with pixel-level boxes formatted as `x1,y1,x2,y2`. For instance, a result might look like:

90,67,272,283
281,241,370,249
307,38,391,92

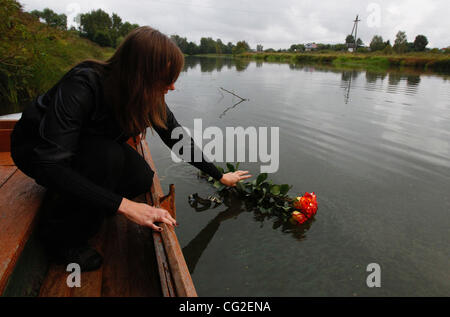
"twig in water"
219,87,248,101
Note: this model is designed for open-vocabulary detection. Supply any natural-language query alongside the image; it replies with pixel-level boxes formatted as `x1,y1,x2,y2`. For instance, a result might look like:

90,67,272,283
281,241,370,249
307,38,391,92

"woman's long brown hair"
85,26,184,138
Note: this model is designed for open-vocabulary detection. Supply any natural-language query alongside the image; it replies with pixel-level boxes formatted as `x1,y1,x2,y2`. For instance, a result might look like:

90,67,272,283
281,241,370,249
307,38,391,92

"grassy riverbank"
1,0,114,113
236,52,450,73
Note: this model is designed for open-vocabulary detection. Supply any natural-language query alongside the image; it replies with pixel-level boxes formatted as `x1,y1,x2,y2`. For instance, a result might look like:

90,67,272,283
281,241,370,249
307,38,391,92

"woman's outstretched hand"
219,170,252,187
118,198,178,231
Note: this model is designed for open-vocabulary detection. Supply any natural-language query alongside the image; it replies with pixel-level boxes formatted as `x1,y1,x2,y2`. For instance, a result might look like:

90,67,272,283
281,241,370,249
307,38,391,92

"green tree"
79,9,112,42
170,34,189,52
226,42,234,54
119,21,139,38
232,40,250,54
382,42,393,54
93,30,111,47
31,8,67,30
393,30,407,53
345,34,355,44
413,35,428,51
369,35,385,51
199,37,216,54
185,41,199,55
289,44,305,52
215,39,228,54
110,13,122,47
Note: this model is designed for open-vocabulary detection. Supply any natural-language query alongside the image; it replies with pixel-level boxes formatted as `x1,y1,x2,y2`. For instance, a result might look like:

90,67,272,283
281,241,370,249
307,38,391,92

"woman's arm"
151,102,224,181
151,103,252,186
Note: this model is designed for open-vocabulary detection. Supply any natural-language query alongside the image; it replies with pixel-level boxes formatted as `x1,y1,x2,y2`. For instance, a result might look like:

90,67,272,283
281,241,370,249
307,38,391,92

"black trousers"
11,124,154,249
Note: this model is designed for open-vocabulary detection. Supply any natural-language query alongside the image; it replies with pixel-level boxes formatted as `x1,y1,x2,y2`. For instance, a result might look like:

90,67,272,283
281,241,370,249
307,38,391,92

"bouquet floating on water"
291,192,318,224
197,163,318,226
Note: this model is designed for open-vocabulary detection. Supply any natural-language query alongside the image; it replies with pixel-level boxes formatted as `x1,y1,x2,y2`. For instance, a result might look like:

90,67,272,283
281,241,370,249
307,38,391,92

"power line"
349,14,361,52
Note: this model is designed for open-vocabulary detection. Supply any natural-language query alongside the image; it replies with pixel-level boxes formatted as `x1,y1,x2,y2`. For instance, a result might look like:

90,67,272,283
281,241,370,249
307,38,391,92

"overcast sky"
19,0,450,49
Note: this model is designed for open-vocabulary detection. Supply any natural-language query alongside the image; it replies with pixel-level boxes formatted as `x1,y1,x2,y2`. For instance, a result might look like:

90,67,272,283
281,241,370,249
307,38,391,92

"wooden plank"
39,222,106,297
125,219,162,297
137,137,197,297
38,263,72,297
0,166,17,188
101,214,131,297
0,119,16,153
160,225,197,297
1,231,48,297
0,130,13,152
0,152,14,166
101,213,162,297
160,184,176,220
153,230,176,297
0,169,46,294
0,120,17,130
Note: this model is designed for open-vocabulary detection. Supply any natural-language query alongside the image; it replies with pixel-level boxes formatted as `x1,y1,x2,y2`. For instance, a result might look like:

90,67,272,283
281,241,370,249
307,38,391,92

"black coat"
10,61,222,213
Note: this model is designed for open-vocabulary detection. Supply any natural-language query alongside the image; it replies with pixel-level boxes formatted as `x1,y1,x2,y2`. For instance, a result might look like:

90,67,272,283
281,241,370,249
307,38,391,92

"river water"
146,56,450,296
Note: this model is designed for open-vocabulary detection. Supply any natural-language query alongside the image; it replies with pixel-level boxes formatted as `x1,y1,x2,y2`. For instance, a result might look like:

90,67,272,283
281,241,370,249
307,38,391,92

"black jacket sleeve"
151,103,223,181
31,73,123,214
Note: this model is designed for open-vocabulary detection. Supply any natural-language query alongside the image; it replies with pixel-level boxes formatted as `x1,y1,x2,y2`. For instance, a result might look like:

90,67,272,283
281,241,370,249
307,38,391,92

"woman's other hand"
118,198,178,231
219,170,252,187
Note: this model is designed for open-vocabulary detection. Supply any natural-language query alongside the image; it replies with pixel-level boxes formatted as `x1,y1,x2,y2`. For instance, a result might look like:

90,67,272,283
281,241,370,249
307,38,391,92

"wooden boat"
0,114,197,297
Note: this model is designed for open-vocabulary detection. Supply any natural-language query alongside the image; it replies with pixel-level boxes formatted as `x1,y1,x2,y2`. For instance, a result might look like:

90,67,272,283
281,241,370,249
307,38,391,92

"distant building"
347,42,356,52
305,43,318,51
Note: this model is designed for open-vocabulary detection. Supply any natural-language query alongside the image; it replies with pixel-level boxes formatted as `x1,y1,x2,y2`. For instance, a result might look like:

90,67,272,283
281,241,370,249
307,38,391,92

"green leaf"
260,207,271,214
270,185,280,196
216,165,225,174
236,181,244,192
236,162,240,170
213,180,221,188
226,163,235,172
208,176,213,182
256,173,267,185
280,184,290,195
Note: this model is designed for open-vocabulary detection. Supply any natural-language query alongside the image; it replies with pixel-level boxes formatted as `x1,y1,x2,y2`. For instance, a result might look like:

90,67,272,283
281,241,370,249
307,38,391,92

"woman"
10,26,251,271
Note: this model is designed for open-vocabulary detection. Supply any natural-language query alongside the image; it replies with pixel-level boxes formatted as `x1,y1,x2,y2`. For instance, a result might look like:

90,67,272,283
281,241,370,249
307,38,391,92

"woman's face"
164,82,175,94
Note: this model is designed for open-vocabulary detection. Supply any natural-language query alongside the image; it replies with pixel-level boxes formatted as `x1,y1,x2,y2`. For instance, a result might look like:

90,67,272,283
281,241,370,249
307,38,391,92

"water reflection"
183,56,250,73
219,99,246,119
180,56,428,106
183,189,312,274
365,71,387,83
341,70,359,104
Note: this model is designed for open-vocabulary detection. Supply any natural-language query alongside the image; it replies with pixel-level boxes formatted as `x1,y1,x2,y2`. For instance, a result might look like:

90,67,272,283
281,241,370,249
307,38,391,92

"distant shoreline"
190,52,450,74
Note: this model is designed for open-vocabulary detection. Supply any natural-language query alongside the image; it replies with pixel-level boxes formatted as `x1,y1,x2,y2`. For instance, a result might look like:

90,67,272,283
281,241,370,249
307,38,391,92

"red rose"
291,211,308,224
292,192,318,223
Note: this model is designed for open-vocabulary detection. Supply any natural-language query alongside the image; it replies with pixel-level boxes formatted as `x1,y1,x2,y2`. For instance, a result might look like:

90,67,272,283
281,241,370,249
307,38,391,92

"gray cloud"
19,0,450,48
